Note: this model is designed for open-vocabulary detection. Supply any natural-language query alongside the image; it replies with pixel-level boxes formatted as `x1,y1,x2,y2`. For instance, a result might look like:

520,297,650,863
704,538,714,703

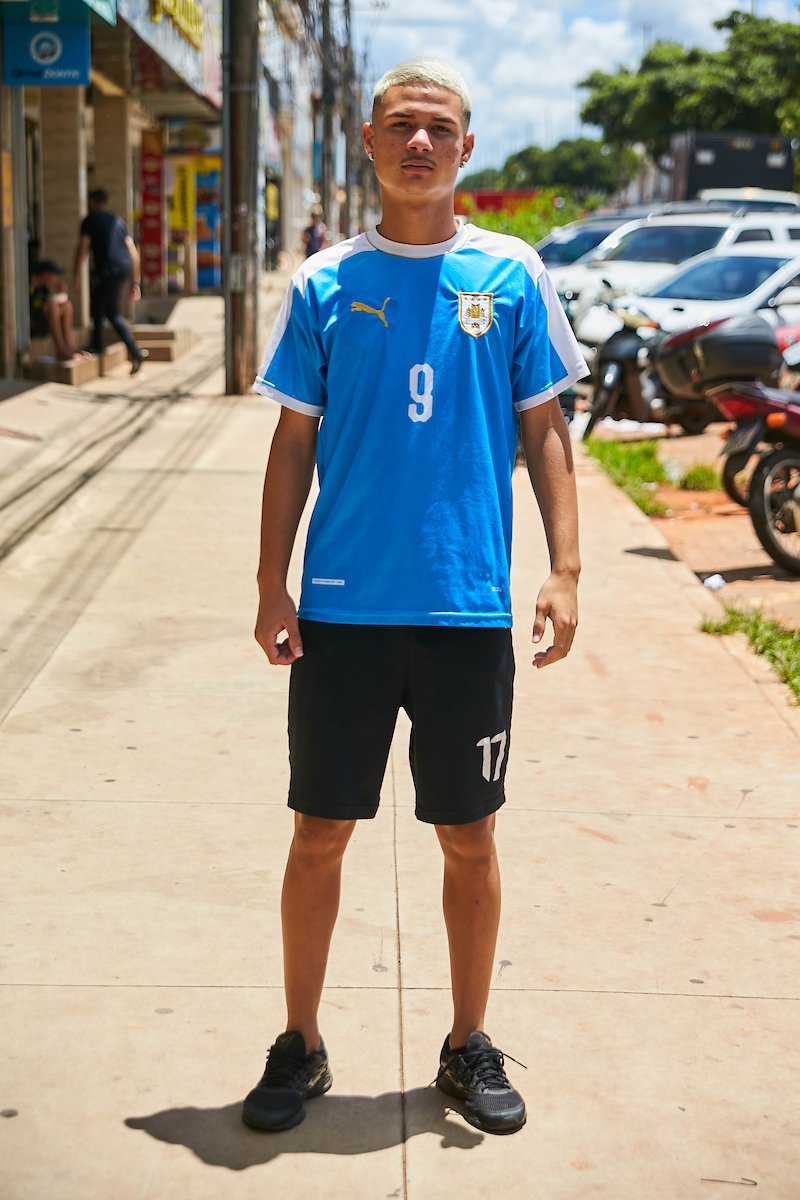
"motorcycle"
710,380,800,574
582,307,726,440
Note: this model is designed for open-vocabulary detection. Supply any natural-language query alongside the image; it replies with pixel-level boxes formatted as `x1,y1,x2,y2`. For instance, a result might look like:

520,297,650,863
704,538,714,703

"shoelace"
433,1042,527,1089
462,1043,525,1090
261,1042,312,1090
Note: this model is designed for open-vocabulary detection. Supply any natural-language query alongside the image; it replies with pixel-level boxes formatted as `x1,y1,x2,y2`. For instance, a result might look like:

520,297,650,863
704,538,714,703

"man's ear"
362,121,374,160
461,131,475,165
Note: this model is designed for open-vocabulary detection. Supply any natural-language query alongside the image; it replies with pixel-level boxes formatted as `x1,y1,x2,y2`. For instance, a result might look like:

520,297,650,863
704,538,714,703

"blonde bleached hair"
372,57,472,125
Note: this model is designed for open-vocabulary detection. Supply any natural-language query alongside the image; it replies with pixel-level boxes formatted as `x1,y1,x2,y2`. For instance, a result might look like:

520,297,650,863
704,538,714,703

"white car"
576,244,800,354
549,212,800,326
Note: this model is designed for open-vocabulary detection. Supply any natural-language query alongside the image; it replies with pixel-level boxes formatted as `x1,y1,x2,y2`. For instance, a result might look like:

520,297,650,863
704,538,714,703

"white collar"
366,218,470,258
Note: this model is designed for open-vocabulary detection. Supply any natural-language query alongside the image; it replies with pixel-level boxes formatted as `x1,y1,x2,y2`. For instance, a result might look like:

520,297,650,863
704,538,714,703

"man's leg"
435,813,500,1047
103,274,143,360
281,812,356,1051
42,298,72,360
89,281,105,354
59,298,78,357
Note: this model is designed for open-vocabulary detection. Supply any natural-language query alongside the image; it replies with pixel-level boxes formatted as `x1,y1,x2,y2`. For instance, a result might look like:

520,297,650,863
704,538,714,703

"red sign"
140,128,165,289
454,189,541,214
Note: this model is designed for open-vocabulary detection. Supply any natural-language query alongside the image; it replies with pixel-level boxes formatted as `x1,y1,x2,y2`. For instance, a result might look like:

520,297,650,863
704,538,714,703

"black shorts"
287,620,514,825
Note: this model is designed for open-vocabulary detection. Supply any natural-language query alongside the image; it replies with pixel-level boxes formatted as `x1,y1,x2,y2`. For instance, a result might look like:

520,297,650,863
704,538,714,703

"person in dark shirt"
29,259,83,361
301,211,328,258
72,189,149,374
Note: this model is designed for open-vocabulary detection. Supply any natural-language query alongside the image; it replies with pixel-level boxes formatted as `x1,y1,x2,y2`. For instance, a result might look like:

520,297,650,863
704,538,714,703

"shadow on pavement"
694,564,795,583
624,545,679,562
125,1086,482,1169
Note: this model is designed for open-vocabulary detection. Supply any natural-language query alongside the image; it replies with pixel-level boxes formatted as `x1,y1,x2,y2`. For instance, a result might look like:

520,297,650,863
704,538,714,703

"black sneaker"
242,1030,332,1132
436,1030,526,1134
130,348,149,376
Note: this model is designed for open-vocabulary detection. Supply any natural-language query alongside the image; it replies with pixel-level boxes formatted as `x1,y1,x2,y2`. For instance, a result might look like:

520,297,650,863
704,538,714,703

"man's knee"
291,814,356,865
436,814,496,866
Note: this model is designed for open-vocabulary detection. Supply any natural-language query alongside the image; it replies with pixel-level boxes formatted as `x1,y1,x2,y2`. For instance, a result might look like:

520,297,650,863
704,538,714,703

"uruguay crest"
458,292,494,338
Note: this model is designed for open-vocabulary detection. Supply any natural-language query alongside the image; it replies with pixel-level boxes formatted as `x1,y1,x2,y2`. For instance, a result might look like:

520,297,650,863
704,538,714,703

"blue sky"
353,0,798,173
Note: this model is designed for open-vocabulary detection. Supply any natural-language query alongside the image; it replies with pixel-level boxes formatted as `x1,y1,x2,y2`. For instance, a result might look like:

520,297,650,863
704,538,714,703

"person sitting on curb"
29,260,87,363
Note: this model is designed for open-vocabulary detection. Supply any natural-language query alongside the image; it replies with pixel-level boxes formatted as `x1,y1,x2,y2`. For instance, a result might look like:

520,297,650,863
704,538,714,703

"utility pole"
223,0,260,394
320,0,335,228
342,0,354,238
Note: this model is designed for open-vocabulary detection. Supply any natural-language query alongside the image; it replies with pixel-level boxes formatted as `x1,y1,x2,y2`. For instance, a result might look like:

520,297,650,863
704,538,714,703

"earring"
368,152,374,161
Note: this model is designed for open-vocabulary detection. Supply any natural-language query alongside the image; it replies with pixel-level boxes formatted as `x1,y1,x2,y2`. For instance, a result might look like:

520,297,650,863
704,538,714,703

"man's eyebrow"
385,109,458,125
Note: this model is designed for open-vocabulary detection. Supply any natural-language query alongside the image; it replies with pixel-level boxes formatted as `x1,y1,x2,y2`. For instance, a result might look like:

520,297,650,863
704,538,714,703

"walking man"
245,56,587,1136
72,189,148,374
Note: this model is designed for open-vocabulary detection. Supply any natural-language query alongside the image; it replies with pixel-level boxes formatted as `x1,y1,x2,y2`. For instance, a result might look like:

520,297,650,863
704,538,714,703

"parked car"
576,244,800,353
549,212,800,326
697,187,800,213
535,215,637,267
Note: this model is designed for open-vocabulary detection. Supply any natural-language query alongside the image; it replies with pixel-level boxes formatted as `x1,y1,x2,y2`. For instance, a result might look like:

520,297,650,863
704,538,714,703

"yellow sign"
169,161,196,234
150,0,204,50
1,152,12,229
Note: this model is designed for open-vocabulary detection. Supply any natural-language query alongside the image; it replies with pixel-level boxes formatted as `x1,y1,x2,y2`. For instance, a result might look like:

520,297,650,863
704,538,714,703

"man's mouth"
402,160,434,171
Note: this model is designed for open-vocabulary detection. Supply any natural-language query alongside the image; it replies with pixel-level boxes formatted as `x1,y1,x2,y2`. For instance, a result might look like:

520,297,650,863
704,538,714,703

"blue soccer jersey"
253,220,588,627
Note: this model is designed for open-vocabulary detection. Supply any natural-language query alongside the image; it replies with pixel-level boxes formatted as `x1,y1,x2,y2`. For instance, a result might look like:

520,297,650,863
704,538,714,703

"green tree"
458,166,503,190
580,11,800,159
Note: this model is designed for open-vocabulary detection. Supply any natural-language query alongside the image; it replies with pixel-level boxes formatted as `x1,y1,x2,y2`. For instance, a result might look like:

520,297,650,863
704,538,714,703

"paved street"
1,289,799,1199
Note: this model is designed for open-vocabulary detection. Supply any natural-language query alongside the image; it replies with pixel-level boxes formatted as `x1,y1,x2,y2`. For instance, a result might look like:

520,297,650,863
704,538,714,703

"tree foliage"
460,138,637,198
580,11,800,159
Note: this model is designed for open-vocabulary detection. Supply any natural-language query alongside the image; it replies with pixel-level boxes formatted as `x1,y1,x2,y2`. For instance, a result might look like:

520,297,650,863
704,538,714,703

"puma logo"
351,296,390,328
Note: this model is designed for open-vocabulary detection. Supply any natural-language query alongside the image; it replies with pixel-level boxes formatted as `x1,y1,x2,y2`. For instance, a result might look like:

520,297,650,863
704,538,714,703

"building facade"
0,0,322,378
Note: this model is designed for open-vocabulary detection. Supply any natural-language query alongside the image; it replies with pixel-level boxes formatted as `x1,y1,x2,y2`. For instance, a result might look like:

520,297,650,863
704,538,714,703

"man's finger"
532,606,548,645
284,611,304,659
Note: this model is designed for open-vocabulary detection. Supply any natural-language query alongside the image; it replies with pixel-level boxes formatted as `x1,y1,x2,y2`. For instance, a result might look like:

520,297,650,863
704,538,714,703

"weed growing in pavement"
584,439,668,516
701,606,800,703
680,463,721,492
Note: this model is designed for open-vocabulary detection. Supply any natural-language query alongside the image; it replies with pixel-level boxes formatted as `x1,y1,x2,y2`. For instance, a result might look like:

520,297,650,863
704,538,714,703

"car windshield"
649,255,792,301
538,226,618,265
598,224,727,264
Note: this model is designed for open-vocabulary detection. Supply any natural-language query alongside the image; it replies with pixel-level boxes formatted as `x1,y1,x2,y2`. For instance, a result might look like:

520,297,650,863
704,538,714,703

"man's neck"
376,197,459,246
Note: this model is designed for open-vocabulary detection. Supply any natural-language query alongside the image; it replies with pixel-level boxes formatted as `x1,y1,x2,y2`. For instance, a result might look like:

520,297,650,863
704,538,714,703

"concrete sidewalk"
1,299,798,1198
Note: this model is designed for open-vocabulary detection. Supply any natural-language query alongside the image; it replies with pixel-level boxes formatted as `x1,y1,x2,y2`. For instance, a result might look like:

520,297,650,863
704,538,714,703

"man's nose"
407,126,433,152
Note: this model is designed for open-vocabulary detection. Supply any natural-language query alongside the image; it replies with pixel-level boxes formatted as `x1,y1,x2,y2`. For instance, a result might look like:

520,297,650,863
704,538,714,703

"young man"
72,189,149,374
245,57,587,1136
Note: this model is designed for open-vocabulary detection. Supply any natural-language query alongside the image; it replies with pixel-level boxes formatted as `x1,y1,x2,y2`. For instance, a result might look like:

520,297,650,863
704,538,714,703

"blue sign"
2,4,90,86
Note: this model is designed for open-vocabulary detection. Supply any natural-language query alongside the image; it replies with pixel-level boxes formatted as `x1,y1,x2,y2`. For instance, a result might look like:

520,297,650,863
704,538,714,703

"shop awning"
83,0,116,24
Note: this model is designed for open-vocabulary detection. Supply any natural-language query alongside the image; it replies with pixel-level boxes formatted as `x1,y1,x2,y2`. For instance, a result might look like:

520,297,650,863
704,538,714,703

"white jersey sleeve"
253,280,327,417
511,251,589,411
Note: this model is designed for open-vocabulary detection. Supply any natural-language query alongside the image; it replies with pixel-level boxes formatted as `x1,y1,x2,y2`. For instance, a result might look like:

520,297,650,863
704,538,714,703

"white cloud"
355,0,799,173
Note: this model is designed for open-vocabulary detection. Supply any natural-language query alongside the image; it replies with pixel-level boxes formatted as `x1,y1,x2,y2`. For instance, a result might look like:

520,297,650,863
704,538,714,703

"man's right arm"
72,234,90,295
255,405,319,665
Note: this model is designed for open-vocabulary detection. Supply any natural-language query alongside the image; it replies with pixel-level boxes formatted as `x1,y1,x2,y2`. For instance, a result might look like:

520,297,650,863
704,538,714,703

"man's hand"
255,584,304,665
531,571,578,669
130,282,141,300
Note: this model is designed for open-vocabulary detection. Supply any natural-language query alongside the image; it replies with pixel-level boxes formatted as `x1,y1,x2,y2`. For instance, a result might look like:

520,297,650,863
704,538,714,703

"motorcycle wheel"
722,451,752,507
748,448,800,576
582,385,615,440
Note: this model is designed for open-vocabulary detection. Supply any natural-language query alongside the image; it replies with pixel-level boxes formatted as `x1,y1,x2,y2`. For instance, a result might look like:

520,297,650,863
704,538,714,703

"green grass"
680,463,721,491
585,439,668,516
701,606,800,703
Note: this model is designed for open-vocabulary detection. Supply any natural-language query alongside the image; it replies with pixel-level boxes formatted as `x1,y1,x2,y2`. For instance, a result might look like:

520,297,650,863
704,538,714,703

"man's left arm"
519,398,580,669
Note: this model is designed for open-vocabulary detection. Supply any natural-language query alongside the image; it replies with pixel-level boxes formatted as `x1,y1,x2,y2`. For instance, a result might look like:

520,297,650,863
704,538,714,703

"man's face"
363,84,474,206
